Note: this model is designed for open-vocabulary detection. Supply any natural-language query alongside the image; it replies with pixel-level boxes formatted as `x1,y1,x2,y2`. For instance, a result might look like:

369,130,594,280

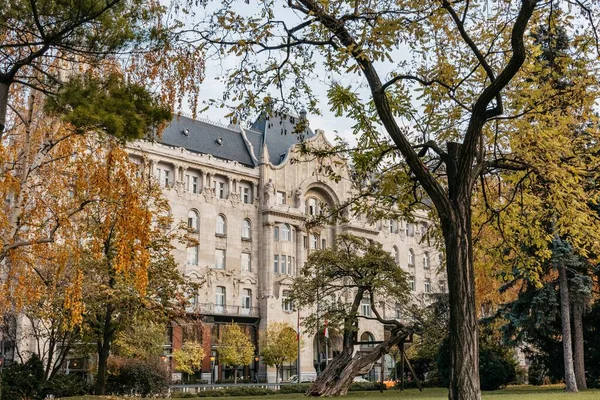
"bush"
348,382,386,391
479,347,516,391
106,357,169,397
437,338,517,391
278,383,311,394
1,354,45,400
193,387,275,397
527,359,548,386
42,374,89,397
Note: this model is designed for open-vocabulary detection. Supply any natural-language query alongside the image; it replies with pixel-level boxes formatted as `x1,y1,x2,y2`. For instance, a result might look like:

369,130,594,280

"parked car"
353,377,370,382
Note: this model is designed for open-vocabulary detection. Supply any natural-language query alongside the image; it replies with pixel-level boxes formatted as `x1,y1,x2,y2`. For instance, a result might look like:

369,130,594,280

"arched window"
423,252,430,269
408,249,415,266
392,246,399,264
216,214,226,236
360,332,375,348
281,224,291,241
188,210,199,232
241,219,251,239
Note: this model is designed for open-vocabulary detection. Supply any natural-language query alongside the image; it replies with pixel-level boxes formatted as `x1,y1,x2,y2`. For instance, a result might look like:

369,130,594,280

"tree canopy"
191,2,600,398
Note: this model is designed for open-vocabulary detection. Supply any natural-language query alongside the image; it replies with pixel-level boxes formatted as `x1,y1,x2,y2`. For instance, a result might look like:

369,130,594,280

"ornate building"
128,112,446,383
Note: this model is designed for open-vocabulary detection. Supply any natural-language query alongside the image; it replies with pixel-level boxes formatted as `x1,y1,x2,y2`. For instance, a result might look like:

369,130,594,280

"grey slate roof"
158,112,314,167
250,111,315,165
160,116,256,167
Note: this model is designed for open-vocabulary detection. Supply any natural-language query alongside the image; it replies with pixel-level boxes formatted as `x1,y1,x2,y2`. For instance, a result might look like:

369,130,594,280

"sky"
172,1,409,148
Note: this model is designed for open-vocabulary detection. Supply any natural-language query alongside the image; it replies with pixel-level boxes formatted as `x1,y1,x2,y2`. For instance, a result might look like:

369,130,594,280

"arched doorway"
312,330,342,373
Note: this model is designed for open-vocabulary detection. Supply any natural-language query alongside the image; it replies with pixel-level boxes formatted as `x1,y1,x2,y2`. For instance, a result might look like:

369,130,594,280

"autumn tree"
260,322,299,383
218,323,255,384
473,14,600,392
0,0,204,135
292,234,412,396
193,2,600,398
173,341,205,376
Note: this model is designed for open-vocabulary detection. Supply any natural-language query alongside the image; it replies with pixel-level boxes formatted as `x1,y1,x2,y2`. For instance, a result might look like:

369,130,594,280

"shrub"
1,354,45,400
193,387,275,397
348,382,386,391
279,383,311,394
479,347,517,390
171,391,199,398
42,374,89,397
437,338,517,391
106,357,169,396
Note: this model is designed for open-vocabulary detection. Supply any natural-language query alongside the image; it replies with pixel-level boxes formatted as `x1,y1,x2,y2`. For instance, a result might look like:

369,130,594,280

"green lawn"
67,386,600,400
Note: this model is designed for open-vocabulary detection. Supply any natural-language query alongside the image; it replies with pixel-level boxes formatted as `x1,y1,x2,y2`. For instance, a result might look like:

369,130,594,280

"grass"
65,386,600,400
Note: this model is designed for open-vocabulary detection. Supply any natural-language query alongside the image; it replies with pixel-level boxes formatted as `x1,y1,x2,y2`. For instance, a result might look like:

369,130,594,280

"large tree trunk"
572,299,586,390
95,304,115,395
307,333,406,396
558,260,578,392
0,80,9,135
442,154,481,400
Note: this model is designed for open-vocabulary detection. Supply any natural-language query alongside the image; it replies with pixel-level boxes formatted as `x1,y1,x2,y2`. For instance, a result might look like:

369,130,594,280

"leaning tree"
293,234,414,396
192,1,600,398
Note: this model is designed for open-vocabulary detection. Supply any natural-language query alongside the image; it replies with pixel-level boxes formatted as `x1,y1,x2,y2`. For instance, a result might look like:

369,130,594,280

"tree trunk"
0,80,9,135
558,259,578,392
441,167,481,400
95,304,115,395
307,333,406,396
572,299,586,390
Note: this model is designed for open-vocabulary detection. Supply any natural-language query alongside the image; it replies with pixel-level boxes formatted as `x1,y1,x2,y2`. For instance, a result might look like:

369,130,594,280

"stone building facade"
127,113,446,383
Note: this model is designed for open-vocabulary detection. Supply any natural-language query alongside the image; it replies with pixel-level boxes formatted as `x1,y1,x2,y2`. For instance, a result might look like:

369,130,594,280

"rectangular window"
185,174,190,191
274,226,279,241
308,198,317,215
241,252,251,272
192,176,198,193
242,187,251,204
361,300,371,317
276,191,286,205
241,289,251,309
281,255,287,275
409,276,415,291
218,182,225,198
274,255,279,273
216,286,225,307
424,279,431,293
164,170,170,187
407,223,415,237
215,249,226,269
282,290,293,312
187,246,198,265
395,303,402,319
288,256,293,275
321,238,327,249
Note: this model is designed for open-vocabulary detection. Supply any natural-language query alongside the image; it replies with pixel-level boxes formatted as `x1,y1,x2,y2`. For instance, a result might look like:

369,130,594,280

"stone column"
263,223,274,297
295,226,305,277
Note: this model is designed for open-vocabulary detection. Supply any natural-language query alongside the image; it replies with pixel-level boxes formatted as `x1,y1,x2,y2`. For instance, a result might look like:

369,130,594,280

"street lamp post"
254,356,260,383
210,356,216,384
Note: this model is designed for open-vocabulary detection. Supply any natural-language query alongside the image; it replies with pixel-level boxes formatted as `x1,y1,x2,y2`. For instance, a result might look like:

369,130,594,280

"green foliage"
45,73,171,141
278,384,312,394
106,357,169,397
218,323,255,371
293,234,409,335
260,322,298,381
437,337,517,391
173,341,205,375
41,374,89,398
0,354,44,400
113,320,167,360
